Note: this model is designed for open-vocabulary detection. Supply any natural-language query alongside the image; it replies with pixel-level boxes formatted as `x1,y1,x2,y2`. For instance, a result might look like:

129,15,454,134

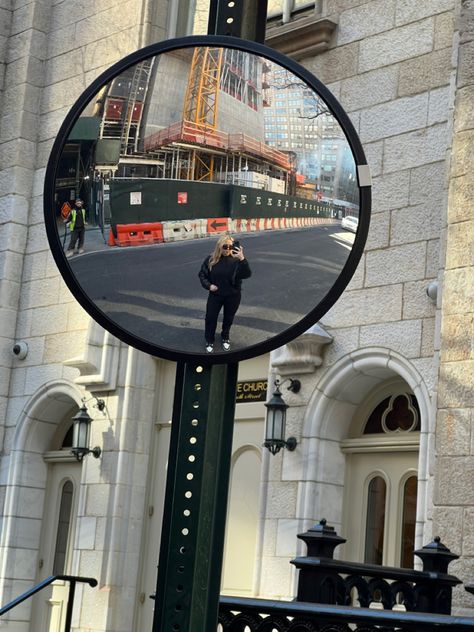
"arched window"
364,476,386,565
400,475,417,568
364,394,420,434
52,480,74,575
342,390,420,567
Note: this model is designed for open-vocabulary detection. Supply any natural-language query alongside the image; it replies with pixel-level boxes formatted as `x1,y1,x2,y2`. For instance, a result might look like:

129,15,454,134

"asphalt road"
69,226,355,354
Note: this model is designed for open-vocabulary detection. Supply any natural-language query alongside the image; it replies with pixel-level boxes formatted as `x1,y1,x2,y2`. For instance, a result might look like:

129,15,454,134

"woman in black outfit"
198,235,251,353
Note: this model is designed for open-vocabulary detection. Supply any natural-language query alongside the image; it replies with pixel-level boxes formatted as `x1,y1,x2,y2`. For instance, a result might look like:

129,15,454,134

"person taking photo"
198,235,251,353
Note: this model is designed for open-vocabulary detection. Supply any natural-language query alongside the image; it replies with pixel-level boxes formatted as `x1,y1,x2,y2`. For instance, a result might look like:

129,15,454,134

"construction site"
55,45,358,246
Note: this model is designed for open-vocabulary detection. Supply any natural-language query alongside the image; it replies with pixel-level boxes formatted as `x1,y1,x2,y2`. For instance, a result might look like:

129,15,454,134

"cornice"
265,15,338,60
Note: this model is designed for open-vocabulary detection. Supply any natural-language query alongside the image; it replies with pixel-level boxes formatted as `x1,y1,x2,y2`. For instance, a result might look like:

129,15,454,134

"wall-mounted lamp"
264,378,301,455
71,397,105,461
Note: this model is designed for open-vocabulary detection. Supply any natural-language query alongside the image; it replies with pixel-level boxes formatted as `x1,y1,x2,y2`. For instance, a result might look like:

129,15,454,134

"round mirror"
44,35,371,363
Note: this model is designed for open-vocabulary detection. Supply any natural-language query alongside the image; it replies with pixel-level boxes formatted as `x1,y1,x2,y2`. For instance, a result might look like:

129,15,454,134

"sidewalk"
58,221,111,255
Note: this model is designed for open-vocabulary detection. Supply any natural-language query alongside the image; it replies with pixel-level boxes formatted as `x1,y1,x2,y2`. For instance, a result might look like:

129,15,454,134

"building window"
52,480,74,575
267,1,320,23
364,476,386,565
400,476,417,569
364,394,421,435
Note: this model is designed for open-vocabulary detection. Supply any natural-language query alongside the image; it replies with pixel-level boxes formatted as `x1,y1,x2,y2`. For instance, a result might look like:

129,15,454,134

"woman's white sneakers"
205,341,230,352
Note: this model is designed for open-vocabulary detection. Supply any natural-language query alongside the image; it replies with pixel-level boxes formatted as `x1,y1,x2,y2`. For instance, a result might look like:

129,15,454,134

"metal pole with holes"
151,363,238,632
152,3,267,630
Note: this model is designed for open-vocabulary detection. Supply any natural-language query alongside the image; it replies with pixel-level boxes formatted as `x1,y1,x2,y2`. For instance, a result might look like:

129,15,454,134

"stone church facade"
1,0,474,630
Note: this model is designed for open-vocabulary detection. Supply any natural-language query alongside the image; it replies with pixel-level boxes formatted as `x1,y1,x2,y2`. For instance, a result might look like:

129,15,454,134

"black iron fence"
3,521,474,632
218,520,474,632
292,520,461,615
219,596,474,631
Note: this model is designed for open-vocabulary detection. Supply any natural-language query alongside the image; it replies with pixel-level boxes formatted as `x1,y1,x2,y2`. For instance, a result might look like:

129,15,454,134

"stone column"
435,0,474,612
0,0,53,485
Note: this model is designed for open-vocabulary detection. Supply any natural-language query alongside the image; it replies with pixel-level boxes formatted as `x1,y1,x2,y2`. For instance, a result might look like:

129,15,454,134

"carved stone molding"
64,321,120,392
265,15,338,60
271,323,333,375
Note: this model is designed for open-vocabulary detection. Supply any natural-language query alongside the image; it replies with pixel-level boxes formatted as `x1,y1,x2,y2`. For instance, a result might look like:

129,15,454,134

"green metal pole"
152,362,238,632
152,4,267,630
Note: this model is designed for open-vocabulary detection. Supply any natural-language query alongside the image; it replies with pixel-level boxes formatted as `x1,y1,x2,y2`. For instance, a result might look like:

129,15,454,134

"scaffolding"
94,47,293,190
144,120,291,186
99,59,155,154
143,47,291,187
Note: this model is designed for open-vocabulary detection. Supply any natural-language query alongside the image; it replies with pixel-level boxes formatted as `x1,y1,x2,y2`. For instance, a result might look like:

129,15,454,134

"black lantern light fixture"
264,378,301,455
71,397,105,461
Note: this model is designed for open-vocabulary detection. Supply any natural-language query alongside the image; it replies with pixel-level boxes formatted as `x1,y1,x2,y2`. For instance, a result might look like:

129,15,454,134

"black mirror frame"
43,34,371,365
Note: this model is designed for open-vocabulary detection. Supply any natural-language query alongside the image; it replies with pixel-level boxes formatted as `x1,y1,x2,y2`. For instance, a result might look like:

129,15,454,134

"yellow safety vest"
69,208,86,230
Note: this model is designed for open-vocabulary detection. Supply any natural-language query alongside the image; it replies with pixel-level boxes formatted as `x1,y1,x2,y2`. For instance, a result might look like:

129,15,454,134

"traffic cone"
108,229,115,246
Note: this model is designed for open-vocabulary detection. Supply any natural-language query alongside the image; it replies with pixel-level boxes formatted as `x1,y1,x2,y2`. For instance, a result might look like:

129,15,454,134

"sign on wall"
236,380,268,403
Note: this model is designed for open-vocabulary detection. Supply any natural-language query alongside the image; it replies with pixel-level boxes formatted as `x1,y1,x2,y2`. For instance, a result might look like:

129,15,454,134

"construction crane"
142,48,291,184
182,47,224,181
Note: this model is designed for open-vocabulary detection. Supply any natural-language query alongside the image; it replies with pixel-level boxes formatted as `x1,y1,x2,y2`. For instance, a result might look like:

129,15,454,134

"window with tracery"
363,394,420,435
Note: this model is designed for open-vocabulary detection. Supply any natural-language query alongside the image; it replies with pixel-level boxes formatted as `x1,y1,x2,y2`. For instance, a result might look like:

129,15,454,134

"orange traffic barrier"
115,223,164,247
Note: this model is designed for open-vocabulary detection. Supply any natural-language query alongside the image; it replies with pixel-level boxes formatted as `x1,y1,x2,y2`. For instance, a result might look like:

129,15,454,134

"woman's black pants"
205,292,241,343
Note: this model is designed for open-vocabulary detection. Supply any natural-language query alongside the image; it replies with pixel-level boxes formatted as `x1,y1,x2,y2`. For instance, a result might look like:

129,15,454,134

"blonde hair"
208,234,234,269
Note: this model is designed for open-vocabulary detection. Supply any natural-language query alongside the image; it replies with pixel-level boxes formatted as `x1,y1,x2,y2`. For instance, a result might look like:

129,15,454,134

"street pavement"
66,225,355,355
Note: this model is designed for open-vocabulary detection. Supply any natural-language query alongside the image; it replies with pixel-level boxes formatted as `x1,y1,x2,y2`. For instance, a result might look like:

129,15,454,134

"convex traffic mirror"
44,35,371,363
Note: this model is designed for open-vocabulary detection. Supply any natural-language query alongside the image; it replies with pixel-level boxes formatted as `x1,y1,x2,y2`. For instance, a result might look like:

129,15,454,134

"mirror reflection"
53,45,360,355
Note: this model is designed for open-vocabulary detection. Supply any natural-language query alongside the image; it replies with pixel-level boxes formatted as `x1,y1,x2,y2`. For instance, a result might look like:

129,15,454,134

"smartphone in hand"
232,240,241,254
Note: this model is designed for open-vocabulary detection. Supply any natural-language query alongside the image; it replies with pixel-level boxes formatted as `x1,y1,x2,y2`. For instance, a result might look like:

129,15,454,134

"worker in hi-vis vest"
66,198,87,257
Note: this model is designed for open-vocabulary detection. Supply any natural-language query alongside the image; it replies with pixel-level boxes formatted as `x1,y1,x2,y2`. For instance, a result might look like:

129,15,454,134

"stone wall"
435,0,474,613
0,1,171,629
257,0,458,600
0,0,171,468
